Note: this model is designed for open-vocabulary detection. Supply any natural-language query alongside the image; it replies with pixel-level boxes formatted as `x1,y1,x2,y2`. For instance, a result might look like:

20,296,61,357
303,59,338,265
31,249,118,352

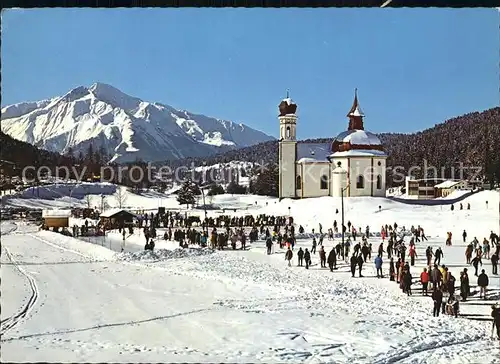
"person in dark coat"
431,264,443,288
491,304,500,339
353,242,361,257
327,248,337,271
434,247,443,266
477,269,489,299
389,258,395,281
447,272,456,295
297,247,304,266
396,258,402,283
425,246,433,266
350,255,357,277
403,270,413,295
432,287,443,317
357,254,364,277
266,237,273,255
361,244,370,263
471,256,482,276
285,247,293,267
460,269,471,301
491,252,499,275
304,248,311,269
319,247,327,268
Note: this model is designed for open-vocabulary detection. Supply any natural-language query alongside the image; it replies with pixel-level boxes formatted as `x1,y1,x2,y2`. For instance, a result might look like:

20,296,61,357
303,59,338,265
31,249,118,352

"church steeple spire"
347,88,365,130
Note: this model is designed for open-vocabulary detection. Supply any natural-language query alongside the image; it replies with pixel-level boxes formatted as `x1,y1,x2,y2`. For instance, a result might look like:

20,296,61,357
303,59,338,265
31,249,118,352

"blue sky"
2,8,498,139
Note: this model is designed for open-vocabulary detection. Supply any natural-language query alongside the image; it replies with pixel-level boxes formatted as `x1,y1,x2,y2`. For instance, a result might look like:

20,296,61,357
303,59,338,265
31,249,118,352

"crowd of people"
134,210,290,230
74,204,500,339
278,219,500,339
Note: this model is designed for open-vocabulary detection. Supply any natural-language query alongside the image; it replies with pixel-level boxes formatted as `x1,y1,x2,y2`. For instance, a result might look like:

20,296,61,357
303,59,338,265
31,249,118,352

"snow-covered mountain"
1,83,274,163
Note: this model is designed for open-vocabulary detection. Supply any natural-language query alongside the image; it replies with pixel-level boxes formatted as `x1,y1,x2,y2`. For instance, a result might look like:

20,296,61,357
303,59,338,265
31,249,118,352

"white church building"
278,90,388,199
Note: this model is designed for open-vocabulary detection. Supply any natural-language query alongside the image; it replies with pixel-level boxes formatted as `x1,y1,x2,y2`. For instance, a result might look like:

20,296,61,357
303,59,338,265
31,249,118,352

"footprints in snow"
273,331,348,361
35,337,245,358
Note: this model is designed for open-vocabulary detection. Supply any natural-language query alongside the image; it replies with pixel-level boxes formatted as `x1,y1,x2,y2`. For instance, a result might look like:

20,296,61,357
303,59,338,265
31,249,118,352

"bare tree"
115,187,128,209
206,193,213,205
85,195,92,209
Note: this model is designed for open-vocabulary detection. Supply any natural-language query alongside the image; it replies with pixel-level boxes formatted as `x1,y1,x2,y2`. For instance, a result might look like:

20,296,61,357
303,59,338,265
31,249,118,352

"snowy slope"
1,83,274,163
1,190,500,362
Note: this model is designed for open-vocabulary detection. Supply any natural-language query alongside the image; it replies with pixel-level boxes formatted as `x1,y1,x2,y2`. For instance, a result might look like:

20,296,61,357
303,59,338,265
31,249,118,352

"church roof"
296,143,331,163
334,130,382,146
279,93,297,116
347,88,364,117
330,149,387,157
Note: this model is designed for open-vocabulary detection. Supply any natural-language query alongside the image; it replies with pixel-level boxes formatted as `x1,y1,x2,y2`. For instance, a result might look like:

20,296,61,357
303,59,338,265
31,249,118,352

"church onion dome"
331,130,385,154
279,91,297,116
335,130,382,145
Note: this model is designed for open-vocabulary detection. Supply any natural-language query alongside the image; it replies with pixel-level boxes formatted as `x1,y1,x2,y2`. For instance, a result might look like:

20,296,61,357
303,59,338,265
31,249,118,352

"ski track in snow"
1,224,40,337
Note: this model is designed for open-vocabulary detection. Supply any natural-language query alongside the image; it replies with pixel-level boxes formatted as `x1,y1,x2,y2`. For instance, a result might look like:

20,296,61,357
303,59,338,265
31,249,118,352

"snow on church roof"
296,143,331,163
330,149,387,157
282,98,295,106
334,130,382,145
349,105,364,117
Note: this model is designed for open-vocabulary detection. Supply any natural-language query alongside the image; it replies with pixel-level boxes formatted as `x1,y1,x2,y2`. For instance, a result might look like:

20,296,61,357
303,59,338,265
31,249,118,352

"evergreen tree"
77,151,85,165
484,145,495,189
226,181,247,195
66,147,75,160
87,144,94,164
98,145,109,165
252,166,278,197
177,180,197,208
207,184,225,196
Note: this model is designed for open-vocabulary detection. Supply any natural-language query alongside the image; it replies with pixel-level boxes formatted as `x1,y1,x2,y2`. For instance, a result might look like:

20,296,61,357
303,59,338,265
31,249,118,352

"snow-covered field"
2,187,500,362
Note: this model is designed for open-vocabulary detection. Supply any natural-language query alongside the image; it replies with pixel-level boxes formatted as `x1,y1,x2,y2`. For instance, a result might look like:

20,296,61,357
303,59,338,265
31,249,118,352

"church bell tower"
278,91,297,199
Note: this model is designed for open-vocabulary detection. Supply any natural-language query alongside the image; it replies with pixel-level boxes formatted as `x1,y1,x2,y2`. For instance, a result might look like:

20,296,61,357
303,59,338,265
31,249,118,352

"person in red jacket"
420,268,430,296
409,245,418,266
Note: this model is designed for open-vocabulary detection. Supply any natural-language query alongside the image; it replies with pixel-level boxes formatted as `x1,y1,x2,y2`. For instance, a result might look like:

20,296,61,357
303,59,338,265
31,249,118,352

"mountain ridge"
1,82,274,163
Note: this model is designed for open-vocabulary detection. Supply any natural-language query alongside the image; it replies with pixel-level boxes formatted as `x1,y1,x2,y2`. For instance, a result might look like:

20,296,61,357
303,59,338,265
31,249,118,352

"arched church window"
320,175,328,190
296,175,302,190
286,126,291,138
356,175,364,189
376,175,382,190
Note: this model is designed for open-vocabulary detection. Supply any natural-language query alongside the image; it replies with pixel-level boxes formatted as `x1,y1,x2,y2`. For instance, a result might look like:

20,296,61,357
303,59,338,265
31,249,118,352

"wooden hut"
42,209,71,228
99,209,137,229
